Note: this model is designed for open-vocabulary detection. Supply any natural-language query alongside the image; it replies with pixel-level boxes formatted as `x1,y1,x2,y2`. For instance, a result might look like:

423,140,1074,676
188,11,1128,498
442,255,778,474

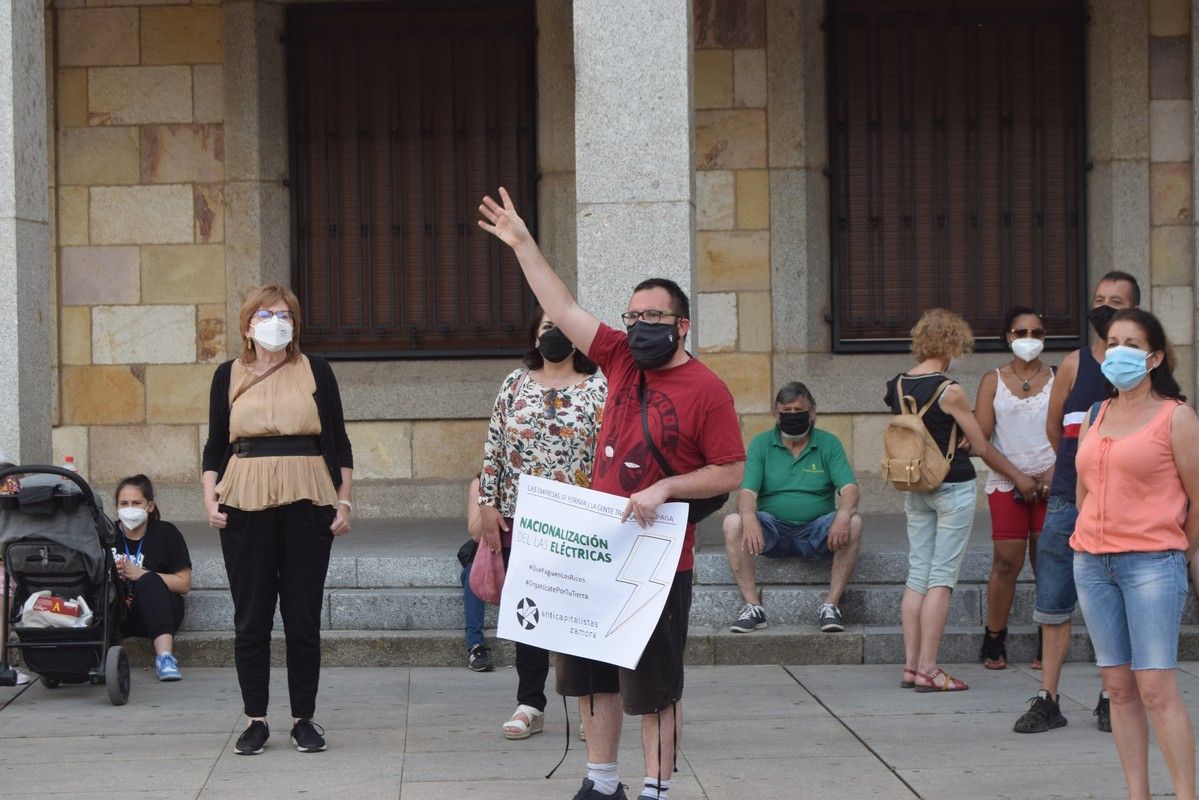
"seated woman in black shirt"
113,475,192,682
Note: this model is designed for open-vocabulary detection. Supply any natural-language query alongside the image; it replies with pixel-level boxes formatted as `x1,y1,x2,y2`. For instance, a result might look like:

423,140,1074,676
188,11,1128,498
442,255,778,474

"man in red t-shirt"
481,188,745,800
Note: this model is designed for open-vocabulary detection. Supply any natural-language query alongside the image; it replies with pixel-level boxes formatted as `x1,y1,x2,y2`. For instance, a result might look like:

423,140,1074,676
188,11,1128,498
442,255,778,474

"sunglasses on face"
1010,328,1045,339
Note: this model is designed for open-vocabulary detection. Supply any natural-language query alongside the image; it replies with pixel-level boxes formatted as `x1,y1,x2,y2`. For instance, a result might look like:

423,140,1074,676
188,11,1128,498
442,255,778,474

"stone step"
98,479,472,522
103,471,971,521
184,547,1036,592
116,625,1199,668
182,581,1172,633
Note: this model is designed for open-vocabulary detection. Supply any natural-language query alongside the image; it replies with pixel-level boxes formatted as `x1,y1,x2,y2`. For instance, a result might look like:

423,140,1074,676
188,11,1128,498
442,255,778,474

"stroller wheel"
40,676,60,689
105,646,129,706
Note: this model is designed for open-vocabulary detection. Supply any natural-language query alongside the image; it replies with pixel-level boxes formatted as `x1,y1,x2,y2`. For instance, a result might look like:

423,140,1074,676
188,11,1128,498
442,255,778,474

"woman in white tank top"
974,308,1056,670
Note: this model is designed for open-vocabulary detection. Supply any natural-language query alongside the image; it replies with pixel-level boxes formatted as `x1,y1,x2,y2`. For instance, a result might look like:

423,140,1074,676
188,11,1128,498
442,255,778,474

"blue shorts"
758,511,836,560
1075,550,1188,670
1033,495,1079,624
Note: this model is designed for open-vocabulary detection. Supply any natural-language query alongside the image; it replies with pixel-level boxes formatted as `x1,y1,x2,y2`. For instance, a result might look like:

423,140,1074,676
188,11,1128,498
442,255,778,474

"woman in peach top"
1073,308,1199,800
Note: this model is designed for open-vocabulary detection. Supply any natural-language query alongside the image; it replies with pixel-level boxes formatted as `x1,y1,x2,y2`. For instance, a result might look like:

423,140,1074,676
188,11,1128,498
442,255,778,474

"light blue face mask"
1100,345,1153,391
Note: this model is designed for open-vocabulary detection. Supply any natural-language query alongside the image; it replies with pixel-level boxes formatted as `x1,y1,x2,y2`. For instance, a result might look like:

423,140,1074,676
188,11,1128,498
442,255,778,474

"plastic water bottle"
61,456,78,477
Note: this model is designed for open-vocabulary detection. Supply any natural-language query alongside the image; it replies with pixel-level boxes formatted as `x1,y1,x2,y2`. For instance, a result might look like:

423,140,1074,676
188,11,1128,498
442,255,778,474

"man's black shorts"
555,570,692,715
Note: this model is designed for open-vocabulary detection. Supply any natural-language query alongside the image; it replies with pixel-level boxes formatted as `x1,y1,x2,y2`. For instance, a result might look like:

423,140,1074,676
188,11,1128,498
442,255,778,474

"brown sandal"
913,668,968,693
900,667,917,689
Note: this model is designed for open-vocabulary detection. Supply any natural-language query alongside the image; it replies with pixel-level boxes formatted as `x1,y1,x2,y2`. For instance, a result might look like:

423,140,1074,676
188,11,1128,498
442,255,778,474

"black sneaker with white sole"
730,603,766,633
468,643,495,672
234,720,270,755
290,719,327,752
818,603,845,632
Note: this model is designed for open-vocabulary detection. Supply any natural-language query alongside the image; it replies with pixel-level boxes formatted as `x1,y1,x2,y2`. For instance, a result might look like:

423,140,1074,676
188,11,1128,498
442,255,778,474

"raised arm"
479,187,600,356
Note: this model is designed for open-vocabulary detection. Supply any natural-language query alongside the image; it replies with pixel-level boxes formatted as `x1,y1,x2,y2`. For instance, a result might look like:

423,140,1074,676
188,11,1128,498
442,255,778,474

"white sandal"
502,704,544,740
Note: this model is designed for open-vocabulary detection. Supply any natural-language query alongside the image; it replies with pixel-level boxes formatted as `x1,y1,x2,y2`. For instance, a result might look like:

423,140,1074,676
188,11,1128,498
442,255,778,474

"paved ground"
1,659,1193,799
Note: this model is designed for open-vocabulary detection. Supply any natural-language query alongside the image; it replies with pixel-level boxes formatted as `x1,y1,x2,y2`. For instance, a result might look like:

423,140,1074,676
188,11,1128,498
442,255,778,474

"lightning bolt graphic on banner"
607,534,672,637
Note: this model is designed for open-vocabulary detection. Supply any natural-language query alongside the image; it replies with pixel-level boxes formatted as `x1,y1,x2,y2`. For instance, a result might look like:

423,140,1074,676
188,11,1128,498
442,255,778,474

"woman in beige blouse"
201,284,353,756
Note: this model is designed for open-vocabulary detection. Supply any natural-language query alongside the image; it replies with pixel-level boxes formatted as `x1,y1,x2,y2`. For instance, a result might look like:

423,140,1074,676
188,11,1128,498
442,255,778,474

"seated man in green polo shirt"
723,381,863,633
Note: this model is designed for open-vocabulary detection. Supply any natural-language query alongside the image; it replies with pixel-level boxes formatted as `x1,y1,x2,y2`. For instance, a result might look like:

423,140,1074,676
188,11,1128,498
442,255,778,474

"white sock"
587,762,620,796
642,777,671,799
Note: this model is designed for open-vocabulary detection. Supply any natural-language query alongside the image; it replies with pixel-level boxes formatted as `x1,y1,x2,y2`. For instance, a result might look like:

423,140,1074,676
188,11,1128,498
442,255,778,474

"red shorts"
987,489,1047,541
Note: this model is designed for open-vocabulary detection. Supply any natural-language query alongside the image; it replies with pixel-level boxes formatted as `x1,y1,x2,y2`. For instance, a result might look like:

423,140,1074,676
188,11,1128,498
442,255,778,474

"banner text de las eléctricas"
516,517,612,563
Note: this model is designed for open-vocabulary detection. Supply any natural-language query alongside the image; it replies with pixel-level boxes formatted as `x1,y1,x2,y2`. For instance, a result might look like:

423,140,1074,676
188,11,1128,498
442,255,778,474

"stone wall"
45,0,1196,517
51,0,224,490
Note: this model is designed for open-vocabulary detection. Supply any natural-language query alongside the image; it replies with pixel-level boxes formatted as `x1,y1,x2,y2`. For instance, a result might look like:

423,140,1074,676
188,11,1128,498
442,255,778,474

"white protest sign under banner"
497,474,687,670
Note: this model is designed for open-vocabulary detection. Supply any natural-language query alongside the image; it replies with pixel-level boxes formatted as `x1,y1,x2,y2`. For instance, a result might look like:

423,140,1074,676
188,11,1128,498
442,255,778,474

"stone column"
572,0,696,336
0,3,50,463
222,0,290,353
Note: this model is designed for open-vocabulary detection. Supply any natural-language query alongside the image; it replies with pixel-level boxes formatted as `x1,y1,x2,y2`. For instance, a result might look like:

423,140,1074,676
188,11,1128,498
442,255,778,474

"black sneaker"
290,718,327,752
570,778,628,800
234,720,270,755
818,603,844,632
1013,691,1068,734
730,603,766,633
1095,693,1111,733
468,644,495,672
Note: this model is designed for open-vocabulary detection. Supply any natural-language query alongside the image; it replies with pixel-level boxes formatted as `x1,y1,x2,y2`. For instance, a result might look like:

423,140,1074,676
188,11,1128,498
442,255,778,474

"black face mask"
1089,305,1118,338
537,326,575,364
778,411,812,438
627,321,679,370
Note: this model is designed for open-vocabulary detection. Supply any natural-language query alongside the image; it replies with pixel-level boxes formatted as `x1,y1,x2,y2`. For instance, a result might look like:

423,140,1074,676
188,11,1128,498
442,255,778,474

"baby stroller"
0,464,129,705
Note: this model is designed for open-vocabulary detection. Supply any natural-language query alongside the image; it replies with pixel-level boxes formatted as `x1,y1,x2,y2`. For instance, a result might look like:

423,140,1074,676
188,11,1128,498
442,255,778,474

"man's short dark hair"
632,277,690,320
1097,271,1141,306
775,382,815,408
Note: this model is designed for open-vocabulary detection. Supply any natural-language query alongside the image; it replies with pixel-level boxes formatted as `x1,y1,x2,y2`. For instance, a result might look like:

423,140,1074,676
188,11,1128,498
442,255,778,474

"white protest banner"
497,474,687,669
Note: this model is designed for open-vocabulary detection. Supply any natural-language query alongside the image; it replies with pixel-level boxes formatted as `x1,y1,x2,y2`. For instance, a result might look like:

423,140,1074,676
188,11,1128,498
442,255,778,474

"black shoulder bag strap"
639,371,676,477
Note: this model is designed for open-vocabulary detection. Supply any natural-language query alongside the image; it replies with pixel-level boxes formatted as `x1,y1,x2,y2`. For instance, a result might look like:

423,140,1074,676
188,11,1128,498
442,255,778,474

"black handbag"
638,372,729,524
456,539,478,568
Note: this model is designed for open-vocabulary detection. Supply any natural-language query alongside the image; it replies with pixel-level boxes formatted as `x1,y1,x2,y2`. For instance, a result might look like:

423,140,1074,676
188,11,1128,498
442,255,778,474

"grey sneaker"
729,603,766,633
468,644,494,672
1095,693,1111,732
570,778,628,800
818,603,844,632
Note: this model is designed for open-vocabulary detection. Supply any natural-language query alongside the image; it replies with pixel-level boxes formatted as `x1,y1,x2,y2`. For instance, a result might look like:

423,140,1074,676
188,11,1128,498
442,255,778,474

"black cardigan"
202,355,354,489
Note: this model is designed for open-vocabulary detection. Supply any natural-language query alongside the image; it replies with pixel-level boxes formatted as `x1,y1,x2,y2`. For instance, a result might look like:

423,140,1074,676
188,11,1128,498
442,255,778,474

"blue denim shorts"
1074,550,1188,671
903,479,976,593
1033,495,1079,624
758,511,836,560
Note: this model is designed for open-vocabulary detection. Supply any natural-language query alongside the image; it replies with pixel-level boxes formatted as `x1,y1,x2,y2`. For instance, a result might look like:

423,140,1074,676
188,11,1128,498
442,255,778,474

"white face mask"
118,507,148,530
1010,338,1044,363
253,316,293,353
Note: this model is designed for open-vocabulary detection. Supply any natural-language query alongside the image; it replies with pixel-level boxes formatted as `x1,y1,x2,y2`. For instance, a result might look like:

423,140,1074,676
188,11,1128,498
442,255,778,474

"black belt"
231,436,321,458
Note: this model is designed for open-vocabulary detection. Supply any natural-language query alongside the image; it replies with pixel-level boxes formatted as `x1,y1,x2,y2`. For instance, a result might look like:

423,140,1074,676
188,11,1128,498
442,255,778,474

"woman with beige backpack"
883,308,1039,693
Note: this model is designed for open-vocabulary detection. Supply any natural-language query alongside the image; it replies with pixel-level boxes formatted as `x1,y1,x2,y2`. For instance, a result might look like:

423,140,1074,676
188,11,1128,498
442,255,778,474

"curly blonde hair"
910,308,974,362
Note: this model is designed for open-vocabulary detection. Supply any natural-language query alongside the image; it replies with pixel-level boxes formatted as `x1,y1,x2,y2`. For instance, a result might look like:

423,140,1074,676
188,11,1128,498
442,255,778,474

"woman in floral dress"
477,307,607,740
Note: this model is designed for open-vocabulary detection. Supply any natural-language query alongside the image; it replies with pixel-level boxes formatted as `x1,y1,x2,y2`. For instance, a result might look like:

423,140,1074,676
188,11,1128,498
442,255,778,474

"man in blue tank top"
1014,272,1140,735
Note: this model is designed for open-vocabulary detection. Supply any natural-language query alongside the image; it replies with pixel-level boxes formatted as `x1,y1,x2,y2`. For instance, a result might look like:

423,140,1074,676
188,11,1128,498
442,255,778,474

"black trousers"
121,572,185,640
502,544,548,711
220,501,334,719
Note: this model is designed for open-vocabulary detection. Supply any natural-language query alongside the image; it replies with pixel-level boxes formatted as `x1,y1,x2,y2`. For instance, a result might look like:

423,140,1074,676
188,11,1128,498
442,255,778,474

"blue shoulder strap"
1087,400,1103,425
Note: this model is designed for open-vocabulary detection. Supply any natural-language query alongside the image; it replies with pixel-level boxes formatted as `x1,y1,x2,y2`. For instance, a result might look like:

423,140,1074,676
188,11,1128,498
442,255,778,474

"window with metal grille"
827,0,1087,352
288,1,537,358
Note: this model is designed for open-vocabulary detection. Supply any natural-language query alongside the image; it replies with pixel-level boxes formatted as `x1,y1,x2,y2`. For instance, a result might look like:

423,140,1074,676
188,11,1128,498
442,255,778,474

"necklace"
1012,362,1040,392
